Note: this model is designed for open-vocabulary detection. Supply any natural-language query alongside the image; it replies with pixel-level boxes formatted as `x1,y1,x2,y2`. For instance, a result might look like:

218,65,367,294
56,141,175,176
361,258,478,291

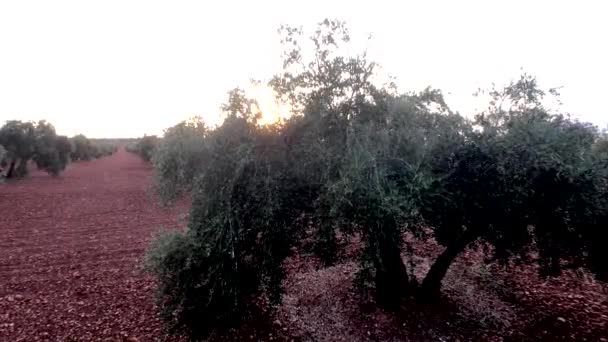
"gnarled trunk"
15,159,28,177
375,242,410,309
6,158,16,178
420,234,474,297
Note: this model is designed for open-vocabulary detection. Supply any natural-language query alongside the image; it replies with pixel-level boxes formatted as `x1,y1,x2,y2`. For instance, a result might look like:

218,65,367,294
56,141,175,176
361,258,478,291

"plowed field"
0,149,187,341
1,149,607,342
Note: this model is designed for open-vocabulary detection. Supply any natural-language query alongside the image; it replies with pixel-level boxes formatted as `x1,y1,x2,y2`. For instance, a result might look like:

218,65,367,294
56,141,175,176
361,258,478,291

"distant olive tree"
90,139,118,157
0,120,36,178
0,120,72,178
71,134,95,161
153,117,208,204
128,135,158,162
32,121,71,176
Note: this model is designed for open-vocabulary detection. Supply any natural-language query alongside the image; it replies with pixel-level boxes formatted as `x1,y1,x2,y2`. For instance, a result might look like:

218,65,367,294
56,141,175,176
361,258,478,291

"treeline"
0,120,117,179
126,135,159,162
134,20,608,339
71,135,118,161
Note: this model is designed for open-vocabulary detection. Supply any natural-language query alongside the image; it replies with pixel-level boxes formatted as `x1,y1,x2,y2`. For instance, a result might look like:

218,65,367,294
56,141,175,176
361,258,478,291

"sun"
247,84,290,125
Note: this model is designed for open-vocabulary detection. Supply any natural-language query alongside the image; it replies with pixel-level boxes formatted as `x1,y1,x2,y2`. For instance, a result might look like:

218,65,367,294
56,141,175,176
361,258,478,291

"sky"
0,0,606,138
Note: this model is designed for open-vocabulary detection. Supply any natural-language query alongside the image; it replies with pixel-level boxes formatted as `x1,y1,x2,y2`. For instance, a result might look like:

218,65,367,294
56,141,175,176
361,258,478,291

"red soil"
1,149,607,341
0,149,187,341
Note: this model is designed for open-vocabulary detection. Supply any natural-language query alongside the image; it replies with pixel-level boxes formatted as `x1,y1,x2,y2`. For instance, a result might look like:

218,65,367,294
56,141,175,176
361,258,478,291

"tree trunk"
420,234,473,297
15,159,28,177
375,242,410,309
6,159,16,178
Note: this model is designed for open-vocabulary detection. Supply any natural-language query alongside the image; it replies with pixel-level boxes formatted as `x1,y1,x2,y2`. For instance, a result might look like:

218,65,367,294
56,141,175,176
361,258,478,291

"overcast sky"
0,0,606,138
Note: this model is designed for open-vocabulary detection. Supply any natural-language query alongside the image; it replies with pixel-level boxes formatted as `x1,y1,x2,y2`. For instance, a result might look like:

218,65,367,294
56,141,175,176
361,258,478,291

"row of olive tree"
71,134,118,160
126,135,159,162
127,122,207,204
0,120,115,178
143,20,608,338
0,120,71,178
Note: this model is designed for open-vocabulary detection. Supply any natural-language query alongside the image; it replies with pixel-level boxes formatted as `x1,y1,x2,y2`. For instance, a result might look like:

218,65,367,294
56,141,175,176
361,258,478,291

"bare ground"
0,149,188,341
1,149,607,341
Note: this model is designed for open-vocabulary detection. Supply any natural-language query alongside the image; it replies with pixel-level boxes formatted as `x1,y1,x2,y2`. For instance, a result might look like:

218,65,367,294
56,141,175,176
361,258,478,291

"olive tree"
71,134,96,161
269,19,384,262
32,121,71,175
419,76,608,295
0,120,36,178
269,19,471,306
153,117,208,204
0,120,72,178
147,20,608,340
147,93,309,337
129,135,158,162
595,130,608,156
55,136,72,166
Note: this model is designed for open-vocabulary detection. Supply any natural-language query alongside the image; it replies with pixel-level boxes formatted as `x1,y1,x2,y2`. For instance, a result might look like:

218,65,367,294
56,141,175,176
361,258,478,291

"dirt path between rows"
0,149,187,341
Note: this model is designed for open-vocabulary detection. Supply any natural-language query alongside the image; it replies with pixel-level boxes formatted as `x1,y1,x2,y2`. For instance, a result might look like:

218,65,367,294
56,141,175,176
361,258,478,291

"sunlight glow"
248,84,291,125
1,0,606,137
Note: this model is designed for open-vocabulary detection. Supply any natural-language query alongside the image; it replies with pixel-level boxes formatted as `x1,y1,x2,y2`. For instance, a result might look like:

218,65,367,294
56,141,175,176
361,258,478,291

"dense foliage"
71,134,95,161
127,135,159,162
152,118,207,204
0,121,117,179
146,20,608,338
0,120,72,178
0,144,6,166
149,120,305,337
90,139,119,157
71,134,116,160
